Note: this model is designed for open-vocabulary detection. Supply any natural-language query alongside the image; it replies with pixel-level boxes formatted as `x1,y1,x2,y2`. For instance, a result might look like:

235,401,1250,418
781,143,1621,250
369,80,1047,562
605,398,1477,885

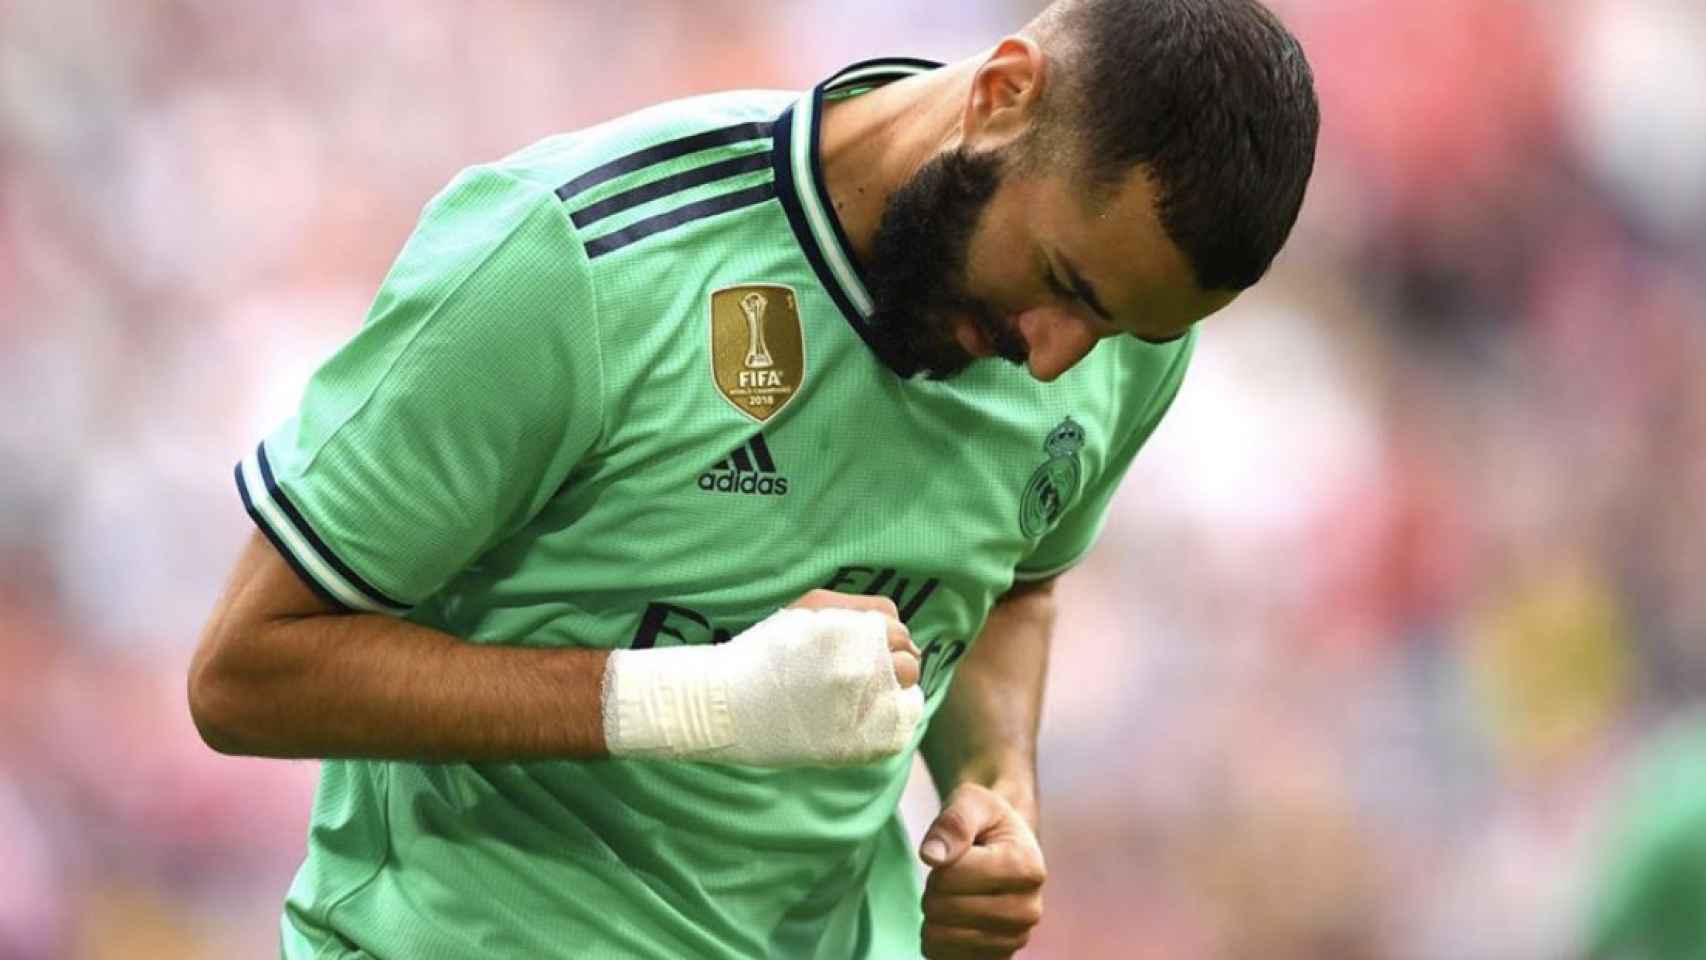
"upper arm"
234,165,604,616
195,165,602,738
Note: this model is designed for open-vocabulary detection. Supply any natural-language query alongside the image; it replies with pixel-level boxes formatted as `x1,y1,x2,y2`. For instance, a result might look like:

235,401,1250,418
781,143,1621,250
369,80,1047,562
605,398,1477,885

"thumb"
920,789,999,868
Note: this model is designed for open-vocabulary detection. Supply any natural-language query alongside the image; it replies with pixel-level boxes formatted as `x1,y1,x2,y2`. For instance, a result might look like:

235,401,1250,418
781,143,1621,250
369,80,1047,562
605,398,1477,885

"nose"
1015,308,1101,382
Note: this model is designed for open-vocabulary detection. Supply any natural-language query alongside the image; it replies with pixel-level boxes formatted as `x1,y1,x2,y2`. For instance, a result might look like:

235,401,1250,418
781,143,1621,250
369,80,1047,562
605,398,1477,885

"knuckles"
795,588,836,608
863,593,902,618
792,589,901,621
1013,861,1047,889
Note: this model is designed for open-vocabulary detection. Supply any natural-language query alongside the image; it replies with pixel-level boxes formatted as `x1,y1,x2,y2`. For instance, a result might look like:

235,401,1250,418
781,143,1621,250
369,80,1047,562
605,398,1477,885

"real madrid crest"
709,284,806,423
1020,418,1086,537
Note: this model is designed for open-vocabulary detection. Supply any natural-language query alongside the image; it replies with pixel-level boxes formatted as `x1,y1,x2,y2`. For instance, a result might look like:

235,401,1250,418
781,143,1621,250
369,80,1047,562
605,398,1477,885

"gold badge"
709,284,806,423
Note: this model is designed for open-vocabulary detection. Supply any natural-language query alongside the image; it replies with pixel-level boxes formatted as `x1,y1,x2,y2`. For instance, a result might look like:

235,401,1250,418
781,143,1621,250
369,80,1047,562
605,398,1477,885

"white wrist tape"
602,607,925,767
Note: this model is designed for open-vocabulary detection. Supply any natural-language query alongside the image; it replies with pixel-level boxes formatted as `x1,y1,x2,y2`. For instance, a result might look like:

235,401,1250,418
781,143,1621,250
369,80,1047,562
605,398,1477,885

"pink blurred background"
3,1,1705,956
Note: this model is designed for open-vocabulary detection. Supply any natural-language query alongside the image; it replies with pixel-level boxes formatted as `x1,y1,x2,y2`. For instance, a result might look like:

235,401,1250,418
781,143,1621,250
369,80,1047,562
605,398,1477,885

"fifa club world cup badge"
1020,418,1086,537
709,284,806,423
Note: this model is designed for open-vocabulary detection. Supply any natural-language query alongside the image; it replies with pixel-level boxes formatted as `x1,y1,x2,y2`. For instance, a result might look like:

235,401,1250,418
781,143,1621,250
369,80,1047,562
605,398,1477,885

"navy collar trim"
770,57,943,352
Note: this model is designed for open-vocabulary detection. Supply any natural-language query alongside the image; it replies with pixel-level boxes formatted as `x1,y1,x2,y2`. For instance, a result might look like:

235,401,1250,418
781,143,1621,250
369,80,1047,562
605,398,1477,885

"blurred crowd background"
3,0,1704,957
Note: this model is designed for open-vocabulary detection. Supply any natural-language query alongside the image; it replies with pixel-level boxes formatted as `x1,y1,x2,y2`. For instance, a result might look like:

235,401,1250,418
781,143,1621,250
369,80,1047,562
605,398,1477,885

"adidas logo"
698,433,790,496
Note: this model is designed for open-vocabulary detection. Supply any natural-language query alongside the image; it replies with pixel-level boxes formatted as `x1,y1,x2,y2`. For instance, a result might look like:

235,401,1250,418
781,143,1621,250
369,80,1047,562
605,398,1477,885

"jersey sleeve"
235,165,605,613
1012,332,1195,582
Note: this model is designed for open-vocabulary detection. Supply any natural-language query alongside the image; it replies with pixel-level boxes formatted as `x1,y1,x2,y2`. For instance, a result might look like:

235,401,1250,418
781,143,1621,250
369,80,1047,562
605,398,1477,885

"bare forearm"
191,611,609,761
189,532,609,762
919,578,1056,829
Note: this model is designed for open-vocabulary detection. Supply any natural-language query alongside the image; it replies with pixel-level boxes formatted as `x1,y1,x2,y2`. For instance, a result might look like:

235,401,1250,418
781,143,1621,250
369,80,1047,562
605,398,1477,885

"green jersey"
238,58,1194,960
1585,717,1706,960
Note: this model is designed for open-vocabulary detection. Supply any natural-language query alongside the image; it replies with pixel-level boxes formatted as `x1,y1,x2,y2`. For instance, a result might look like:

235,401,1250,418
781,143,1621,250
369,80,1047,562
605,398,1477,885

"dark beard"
863,148,1030,380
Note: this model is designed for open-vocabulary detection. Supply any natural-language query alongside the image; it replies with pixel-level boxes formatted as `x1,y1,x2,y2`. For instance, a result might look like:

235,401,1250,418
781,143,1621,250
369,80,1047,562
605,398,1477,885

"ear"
962,37,1048,154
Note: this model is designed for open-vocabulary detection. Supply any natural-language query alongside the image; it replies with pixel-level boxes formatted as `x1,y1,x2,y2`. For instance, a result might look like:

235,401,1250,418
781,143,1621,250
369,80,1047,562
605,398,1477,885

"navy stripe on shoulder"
555,121,774,202
583,182,776,259
235,461,349,611
255,444,408,610
570,152,770,229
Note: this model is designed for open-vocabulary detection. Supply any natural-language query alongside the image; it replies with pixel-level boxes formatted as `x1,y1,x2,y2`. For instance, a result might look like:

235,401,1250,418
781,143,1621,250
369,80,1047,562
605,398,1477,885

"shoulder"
399,89,797,296
493,89,795,203
408,90,795,243
1111,330,1196,397
1069,330,1196,433
435,89,793,276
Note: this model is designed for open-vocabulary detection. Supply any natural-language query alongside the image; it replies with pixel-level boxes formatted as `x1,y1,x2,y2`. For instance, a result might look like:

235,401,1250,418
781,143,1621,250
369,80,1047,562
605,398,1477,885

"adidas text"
697,471,789,496
698,433,789,496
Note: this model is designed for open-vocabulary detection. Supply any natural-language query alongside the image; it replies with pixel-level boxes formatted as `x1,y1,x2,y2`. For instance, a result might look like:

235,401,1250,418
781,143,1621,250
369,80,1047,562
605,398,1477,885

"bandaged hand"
601,591,924,766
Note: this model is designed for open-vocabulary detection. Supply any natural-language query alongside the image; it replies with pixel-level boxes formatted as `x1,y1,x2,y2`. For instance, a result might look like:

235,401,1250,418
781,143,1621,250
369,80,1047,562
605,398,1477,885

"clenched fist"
602,590,923,766
919,783,1047,958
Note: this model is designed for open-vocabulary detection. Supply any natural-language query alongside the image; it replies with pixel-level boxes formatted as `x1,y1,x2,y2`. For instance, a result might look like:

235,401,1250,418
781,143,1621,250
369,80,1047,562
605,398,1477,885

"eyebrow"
1056,252,1116,326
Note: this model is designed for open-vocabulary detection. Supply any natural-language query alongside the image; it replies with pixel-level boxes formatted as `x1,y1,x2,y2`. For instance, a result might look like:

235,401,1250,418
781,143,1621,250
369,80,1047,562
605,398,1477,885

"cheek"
961,213,1036,307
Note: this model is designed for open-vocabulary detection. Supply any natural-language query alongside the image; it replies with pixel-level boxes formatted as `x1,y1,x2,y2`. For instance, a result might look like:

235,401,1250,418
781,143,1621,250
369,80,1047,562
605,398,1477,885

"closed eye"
1045,268,1078,302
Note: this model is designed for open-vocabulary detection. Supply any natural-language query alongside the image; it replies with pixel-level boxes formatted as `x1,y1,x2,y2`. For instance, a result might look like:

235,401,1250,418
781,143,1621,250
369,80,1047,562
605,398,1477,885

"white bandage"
601,608,925,767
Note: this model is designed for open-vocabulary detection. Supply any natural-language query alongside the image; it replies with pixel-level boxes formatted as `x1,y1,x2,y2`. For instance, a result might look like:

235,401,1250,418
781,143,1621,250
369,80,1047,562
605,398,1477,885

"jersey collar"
771,57,943,354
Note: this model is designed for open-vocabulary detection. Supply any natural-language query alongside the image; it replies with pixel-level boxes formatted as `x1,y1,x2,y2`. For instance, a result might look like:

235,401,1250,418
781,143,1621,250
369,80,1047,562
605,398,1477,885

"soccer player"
188,0,1318,956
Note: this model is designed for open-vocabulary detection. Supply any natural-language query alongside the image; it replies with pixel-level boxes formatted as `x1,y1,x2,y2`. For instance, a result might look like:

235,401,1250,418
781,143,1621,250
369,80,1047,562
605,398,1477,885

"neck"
817,59,975,269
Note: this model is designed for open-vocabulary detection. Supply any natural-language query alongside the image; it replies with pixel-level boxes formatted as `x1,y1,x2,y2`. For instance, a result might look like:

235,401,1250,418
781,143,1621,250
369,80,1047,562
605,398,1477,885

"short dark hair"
1034,0,1320,291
